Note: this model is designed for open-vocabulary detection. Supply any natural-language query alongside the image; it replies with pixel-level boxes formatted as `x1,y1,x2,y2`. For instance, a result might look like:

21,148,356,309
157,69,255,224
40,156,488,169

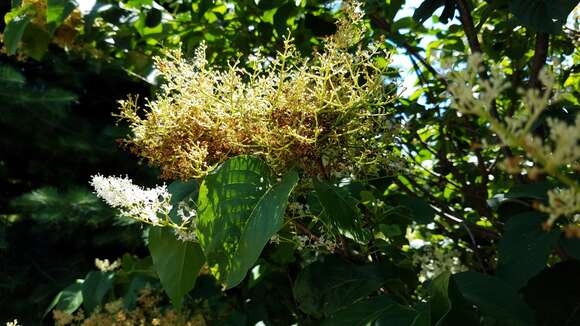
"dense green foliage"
1,0,580,325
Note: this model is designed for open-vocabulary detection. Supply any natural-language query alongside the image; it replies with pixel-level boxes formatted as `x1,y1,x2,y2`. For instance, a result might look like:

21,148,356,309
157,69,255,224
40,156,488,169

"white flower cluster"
95,258,121,272
541,188,580,227
90,175,171,226
294,234,337,252
175,228,197,242
5,320,20,326
447,55,580,229
412,244,467,282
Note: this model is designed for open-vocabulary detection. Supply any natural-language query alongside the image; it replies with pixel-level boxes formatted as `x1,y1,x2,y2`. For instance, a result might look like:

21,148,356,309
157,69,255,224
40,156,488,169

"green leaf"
3,14,31,55
413,0,444,24
293,256,387,318
149,226,205,308
497,212,559,290
398,195,436,224
410,304,430,326
0,63,25,85
0,87,77,109
314,180,367,242
196,156,273,285
430,272,479,325
225,169,299,287
197,156,298,288
123,276,149,310
44,280,83,316
21,24,51,60
560,236,580,260
321,295,417,326
504,181,557,202
430,272,452,323
47,0,77,30
522,261,580,326
167,180,198,224
508,0,579,34
81,271,114,313
453,272,534,325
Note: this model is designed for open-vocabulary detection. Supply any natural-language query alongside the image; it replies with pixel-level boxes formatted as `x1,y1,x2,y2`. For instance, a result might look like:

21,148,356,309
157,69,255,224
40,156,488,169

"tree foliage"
1,0,580,325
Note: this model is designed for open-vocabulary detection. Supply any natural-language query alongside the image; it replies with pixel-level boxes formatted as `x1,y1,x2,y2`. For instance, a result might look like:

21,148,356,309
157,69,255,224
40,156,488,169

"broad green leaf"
497,212,559,290
149,226,205,308
47,0,77,30
314,180,367,242
3,14,31,55
44,280,83,316
321,295,416,326
196,156,273,283
225,169,299,287
197,156,298,288
81,271,114,313
509,0,579,34
453,272,534,325
293,255,387,318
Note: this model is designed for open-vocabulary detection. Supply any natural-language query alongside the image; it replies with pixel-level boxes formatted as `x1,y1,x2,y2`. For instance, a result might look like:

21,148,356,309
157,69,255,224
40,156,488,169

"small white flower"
95,258,121,272
175,229,197,242
541,187,580,227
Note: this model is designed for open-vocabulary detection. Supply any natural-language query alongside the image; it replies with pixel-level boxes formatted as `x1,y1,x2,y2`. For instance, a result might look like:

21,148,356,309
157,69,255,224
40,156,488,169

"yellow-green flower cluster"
118,3,397,180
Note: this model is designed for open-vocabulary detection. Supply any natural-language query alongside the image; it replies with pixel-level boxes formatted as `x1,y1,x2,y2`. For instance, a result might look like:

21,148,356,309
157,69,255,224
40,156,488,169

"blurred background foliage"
1,0,579,325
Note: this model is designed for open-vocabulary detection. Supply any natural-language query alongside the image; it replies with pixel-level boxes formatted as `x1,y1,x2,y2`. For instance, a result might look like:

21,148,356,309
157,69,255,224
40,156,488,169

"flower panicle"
447,54,580,231
117,1,399,180
90,175,197,239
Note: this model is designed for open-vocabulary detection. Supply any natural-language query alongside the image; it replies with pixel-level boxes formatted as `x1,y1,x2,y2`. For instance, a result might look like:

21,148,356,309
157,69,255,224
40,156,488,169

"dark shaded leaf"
294,255,387,318
522,261,580,326
322,295,416,326
149,227,205,308
82,271,114,313
430,272,479,325
44,280,83,316
398,195,436,224
453,272,534,325
167,179,198,224
314,180,367,242
497,212,559,290
413,0,445,24
3,14,31,55
509,0,579,34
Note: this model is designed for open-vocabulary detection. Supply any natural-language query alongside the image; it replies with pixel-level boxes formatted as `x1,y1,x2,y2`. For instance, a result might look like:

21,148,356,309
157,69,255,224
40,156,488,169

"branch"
456,0,483,54
529,32,550,90
455,0,517,163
